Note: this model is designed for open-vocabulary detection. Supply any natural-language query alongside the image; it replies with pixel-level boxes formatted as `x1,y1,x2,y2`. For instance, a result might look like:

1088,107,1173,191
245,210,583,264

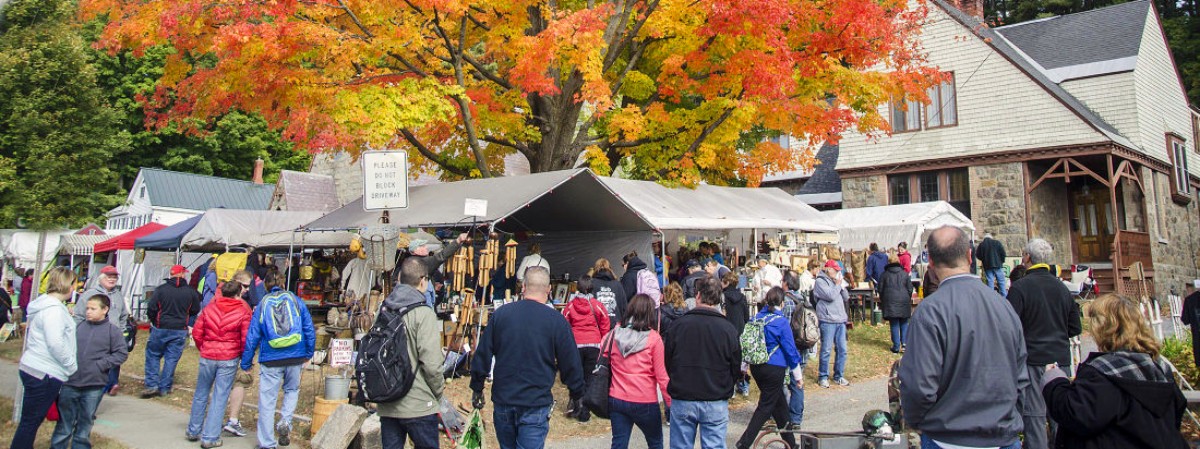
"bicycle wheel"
751,429,792,449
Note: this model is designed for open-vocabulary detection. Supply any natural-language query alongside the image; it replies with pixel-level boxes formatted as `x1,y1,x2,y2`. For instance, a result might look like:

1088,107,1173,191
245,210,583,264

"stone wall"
1120,177,1147,232
310,152,364,206
841,175,887,208
969,163,1029,252
1028,177,1072,266
1142,167,1200,296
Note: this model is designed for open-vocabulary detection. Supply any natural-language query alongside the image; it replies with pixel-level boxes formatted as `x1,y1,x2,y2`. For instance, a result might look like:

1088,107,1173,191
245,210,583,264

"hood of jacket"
28,294,64,316
625,257,647,272
660,304,687,320
1089,351,1178,416
211,294,248,313
594,270,618,282
384,284,426,309
612,327,650,357
885,263,904,273
568,294,596,314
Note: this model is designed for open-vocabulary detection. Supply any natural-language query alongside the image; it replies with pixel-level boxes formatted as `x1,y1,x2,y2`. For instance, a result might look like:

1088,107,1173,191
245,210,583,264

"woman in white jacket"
12,267,78,449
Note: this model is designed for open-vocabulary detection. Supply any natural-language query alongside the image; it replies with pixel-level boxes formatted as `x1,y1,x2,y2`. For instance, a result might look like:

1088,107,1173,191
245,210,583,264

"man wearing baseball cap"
74,265,128,395
142,264,202,398
813,259,850,388
406,233,468,308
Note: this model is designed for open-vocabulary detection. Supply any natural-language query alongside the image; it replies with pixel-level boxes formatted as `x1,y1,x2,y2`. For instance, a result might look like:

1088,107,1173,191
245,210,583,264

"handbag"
582,331,616,419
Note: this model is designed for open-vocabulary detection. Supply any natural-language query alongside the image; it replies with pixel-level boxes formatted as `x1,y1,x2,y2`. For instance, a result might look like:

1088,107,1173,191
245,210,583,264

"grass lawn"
0,320,898,445
0,397,128,449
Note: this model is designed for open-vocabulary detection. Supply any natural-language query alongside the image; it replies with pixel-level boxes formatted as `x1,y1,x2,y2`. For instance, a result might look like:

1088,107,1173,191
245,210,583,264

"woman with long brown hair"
1042,293,1188,448
607,294,670,449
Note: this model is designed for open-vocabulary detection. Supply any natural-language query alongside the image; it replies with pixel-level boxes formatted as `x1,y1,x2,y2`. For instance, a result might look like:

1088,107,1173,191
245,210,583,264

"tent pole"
285,232,295,292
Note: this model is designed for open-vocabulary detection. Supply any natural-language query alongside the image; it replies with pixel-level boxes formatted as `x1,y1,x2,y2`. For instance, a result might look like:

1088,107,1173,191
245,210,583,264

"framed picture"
553,283,570,302
791,255,809,272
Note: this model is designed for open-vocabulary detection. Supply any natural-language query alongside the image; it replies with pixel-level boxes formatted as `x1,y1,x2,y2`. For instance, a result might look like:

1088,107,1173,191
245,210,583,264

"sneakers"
276,425,291,447
223,421,247,437
185,433,200,442
201,440,224,448
818,378,830,388
140,388,161,399
834,377,850,387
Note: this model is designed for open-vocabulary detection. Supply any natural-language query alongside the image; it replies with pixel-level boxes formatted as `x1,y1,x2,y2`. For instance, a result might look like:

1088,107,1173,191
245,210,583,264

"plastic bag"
455,409,486,449
439,396,466,439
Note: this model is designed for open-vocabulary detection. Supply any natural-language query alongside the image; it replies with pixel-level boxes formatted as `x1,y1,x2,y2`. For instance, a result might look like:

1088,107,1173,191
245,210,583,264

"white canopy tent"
4,230,73,269
822,201,975,252
599,177,835,232
181,210,356,251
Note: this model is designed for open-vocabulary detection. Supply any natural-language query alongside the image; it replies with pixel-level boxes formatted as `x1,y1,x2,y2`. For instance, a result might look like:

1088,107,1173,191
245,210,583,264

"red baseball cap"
824,260,842,271
170,265,188,275
100,266,119,276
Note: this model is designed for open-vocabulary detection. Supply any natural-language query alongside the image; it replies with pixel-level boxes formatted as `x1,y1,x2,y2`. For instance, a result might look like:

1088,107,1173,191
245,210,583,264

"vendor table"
847,289,875,324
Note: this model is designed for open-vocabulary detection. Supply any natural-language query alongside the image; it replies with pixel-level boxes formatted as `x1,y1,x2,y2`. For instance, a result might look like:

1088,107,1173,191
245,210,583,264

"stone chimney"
953,0,984,20
252,158,264,184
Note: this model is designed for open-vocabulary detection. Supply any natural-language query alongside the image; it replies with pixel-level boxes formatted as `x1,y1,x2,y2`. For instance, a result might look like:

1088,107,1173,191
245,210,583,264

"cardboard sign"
329,338,354,366
362,151,409,210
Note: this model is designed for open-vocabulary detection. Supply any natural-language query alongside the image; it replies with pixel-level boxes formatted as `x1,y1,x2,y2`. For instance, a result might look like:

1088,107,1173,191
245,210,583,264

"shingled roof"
272,170,340,212
141,168,275,211
996,1,1149,81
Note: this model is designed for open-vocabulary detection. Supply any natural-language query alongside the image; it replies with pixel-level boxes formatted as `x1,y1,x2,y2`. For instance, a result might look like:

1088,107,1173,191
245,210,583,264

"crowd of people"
5,229,1194,449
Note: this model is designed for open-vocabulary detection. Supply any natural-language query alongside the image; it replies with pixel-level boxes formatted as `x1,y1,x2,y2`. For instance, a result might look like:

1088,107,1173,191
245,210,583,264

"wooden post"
1022,162,1034,240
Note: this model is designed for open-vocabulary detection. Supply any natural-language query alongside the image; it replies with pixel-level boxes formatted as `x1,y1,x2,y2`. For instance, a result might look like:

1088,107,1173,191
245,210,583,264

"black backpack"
354,302,423,403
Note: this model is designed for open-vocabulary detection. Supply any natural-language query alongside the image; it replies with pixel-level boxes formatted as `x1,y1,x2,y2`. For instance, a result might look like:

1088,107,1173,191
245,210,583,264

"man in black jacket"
142,265,202,398
975,232,1008,296
470,266,583,449
666,276,741,449
1007,238,1081,449
406,234,466,307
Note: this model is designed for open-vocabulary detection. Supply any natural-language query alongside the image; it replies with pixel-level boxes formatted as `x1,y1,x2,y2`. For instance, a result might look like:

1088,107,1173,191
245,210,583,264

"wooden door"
1072,187,1115,262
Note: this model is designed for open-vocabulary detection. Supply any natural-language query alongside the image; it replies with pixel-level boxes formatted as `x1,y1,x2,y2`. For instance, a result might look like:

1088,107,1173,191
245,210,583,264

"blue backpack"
260,290,303,349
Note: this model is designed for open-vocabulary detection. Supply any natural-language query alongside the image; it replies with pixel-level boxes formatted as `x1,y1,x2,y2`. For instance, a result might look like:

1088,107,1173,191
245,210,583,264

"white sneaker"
223,421,247,437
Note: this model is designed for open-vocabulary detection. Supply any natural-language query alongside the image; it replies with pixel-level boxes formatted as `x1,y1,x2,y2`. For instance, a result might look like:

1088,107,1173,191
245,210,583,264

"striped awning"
58,234,108,256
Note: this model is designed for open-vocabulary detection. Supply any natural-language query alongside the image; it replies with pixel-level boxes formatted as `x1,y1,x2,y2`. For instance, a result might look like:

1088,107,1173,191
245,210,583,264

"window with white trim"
1169,135,1191,199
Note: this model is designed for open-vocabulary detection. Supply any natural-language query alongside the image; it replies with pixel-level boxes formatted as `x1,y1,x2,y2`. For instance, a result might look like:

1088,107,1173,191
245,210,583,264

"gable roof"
140,168,275,211
933,0,1136,150
995,1,1149,81
274,170,340,212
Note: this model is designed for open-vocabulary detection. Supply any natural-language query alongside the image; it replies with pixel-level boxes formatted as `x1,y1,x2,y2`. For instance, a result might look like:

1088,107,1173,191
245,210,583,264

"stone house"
837,0,1200,296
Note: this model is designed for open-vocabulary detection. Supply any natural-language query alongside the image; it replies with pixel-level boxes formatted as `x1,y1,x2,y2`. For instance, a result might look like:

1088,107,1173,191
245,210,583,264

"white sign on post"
329,338,354,366
464,198,488,217
362,151,409,211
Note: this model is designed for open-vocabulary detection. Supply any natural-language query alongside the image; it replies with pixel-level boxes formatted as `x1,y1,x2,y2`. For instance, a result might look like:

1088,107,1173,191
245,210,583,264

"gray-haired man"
1007,238,1082,449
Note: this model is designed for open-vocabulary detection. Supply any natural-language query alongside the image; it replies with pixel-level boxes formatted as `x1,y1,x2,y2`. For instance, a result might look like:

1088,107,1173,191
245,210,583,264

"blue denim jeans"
257,364,302,449
187,357,238,443
786,378,804,426
51,385,105,449
920,436,1020,449
104,366,120,393
13,371,63,449
493,404,552,449
380,414,439,449
985,268,1007,296
144,327,188,393
889,318,909,352
669,399,728,449
609,398,662,449
818,322,847,381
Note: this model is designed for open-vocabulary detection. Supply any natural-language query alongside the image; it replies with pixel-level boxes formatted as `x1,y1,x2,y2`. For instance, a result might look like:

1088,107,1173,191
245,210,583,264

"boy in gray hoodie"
52,294,128,449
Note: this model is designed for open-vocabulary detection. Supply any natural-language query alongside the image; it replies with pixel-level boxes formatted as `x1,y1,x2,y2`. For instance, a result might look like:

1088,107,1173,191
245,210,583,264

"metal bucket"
324,375,352,400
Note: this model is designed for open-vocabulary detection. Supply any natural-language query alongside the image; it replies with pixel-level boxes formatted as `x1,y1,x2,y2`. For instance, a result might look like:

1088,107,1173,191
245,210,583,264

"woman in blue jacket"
735,287,803,449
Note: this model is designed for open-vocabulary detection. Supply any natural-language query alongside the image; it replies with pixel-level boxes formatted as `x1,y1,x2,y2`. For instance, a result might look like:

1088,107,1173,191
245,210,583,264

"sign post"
362,151,409,211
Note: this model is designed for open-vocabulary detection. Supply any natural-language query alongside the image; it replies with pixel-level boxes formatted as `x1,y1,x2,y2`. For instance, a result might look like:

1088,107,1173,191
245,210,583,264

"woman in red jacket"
607,294,670,449
563,275,610,422
186,271,254,448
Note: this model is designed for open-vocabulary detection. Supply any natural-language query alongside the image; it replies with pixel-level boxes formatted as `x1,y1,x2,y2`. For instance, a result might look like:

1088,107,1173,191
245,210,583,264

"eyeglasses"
239,283,251,289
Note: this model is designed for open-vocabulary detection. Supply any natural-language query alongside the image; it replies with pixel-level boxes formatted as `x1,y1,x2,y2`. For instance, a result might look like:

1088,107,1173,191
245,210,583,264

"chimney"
954,0,985,20
252,158,264,184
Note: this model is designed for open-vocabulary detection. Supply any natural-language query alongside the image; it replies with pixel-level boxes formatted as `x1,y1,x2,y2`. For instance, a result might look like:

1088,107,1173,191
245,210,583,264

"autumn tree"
84,0,941,186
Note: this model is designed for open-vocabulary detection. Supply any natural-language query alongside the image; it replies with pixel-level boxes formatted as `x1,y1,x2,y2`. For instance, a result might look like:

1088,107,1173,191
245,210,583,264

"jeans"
1020,364,1051,449
921,437,1021,449
985,268,1007,296
104,367,120,393
50,385,106,449
13,371,64,449
669,399,728,449
786,378,804,426
493,404,552,449
737,364,795,449
257,364,302,449
889,318,909,352
380,414,439,449
609,398,662,449
735,376,750,395
187,357,238,443
144,328,187,393
818,322,848,381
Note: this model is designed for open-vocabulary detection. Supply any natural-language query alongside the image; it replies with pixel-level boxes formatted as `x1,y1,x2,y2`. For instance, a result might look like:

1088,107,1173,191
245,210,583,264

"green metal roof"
141,168,274,211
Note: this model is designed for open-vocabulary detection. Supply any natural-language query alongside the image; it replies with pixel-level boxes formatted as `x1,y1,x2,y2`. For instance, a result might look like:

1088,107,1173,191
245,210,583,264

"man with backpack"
241,278,315,449
142,265,202,398
364,257,445,449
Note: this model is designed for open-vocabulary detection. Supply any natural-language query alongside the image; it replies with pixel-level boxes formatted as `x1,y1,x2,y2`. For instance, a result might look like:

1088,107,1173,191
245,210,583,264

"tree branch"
461,52,513,90
335,0,374,39
399,129,472,178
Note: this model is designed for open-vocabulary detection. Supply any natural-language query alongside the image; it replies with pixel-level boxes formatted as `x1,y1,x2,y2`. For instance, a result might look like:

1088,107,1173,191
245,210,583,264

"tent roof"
134,214,204,251
599,177,835,232
181,210,355,251
94,223,167,253
58,235,108,256
4,230,74,266
305,169,655,233
822,201,975,250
